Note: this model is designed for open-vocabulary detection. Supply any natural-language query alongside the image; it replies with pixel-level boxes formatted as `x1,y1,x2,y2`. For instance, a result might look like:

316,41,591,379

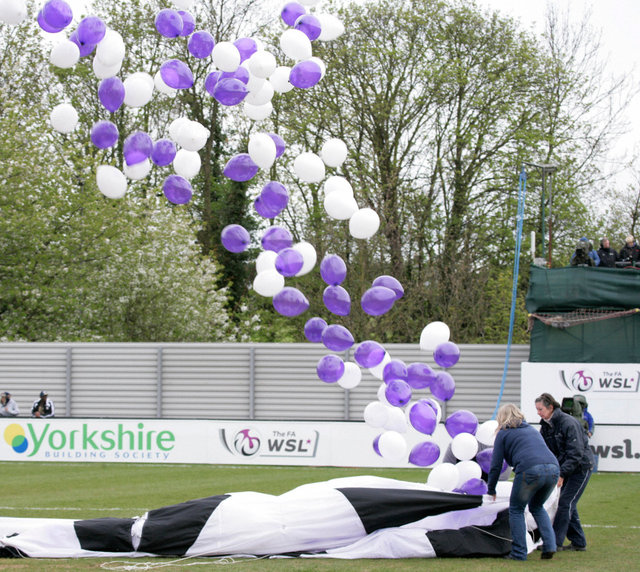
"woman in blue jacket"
487,403,559,561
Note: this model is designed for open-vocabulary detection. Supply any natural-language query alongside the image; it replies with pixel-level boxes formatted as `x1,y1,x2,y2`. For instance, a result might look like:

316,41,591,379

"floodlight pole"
524,162,558,267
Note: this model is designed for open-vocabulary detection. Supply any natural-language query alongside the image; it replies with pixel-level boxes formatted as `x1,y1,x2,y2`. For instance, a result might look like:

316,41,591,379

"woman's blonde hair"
496,403,525,430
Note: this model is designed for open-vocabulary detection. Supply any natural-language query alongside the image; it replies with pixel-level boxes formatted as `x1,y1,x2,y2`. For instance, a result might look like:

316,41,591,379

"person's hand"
34,411,41,418
557,477,564,488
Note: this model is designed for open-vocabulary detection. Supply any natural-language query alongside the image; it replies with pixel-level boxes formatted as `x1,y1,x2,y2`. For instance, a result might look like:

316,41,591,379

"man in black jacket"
596,238,618,268
535,393,594,552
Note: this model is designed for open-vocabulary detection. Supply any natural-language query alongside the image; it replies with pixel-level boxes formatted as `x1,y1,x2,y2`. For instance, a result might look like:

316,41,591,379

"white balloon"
123,159,151,181
173,149,201,179
212,41,240,72
168,116,191,142
384,406,408,433
93,56,121,79
248,50,277,79
476,419,499,446
321,138,348,167
349,208,380,239
378,431,407,461
174,120,209,152
427,462,459,491
252,269,285,297
49,103,78,134
293,152,325,183
245,80,275,106
248,133,277,169
316,13,346,41
324,192,358,220
376,382,391,405
154,70,177,97
0,0,27,25
123,72,154,108
337,362,362,390
269,66,294,94
242,65,266,93
96,165,127,199
255,250,278,273
279,29,312,61
243,101,273,121
451,432,479,461
370,353,391,380
455,460,482,487
49,41,79,69
292,241,317,276
363,401,388,428
324,175,354,197
419,321,451,351
96,29,125,67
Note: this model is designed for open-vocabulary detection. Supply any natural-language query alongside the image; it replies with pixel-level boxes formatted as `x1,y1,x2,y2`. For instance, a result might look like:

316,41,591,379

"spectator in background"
0,391,20,417
596,238,618,268
619,235,640,264
31,391,54,418
570,239,595,266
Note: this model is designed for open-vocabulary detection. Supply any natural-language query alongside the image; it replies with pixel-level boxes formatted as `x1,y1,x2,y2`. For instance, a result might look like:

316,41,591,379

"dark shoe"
558,544,586,552
541,551,555,559
503,554,525,560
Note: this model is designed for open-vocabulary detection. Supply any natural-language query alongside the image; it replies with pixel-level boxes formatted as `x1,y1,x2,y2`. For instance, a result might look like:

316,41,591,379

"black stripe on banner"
137,494,230,556
337,488,483,534
74,518,136,553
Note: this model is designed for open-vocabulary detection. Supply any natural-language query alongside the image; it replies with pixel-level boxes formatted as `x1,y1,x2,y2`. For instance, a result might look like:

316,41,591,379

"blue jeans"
509,463,559,560
553,468,591,548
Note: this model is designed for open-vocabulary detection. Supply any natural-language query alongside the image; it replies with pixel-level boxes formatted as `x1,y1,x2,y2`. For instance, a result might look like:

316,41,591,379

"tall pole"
525,162,558,266
540,172,546,258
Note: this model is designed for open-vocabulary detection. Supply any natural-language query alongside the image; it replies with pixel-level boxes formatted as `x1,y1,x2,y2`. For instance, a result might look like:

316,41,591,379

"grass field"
1,462,638,571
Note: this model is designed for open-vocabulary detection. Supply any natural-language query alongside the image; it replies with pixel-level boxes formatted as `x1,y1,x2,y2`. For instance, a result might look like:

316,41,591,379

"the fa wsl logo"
220,428,261,457
561,369,594,392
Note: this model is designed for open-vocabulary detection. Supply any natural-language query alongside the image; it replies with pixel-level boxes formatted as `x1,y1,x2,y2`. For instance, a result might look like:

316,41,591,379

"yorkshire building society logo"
220,427,319,458
561,369,594,392
4,424,28,454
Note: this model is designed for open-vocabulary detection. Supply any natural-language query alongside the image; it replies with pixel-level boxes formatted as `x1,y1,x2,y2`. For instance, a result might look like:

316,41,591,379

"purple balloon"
273,287,309,317
294,14,322,41
321,324,354,352
408,441,440,467
42,0,73,30
431,371,456,401
434,341,460,369
372,275,404,300
155,9,182,38
90,120,118,149
457,478,488,496
261,226,293,252
409,400,438,435
160,59,193,89
323,285,351,316
385,379,412,407
373,434,382,456
281,2,306,26
205,71,222,96
37,9,66,33
475,448,493,474
361,286,396,316
289,60,322,89
223,154,259,182
123,131,153,166
221,224,251,253
234,37,258,62
259,182,289,215
353,340,385,368
316,354,344,383
188,30,215,58
406,362,436,389
213,78,248,106
275,247,304,277
445,410,478,438
98,77,125,113
268,133,286,158
222,66,250,84
320,254,347,286
163,175,193,205
151,139,177,166
304,317,327,343
77,16,106,44
383,360,408,383
69,30,96,57
178,11,195,36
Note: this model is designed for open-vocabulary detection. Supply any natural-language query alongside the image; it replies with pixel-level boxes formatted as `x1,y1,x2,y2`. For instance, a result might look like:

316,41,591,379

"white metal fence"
0,343,529,421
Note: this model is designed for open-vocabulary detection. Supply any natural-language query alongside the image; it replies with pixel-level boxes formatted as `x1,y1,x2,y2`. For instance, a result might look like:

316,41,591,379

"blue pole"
492,167,527,418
